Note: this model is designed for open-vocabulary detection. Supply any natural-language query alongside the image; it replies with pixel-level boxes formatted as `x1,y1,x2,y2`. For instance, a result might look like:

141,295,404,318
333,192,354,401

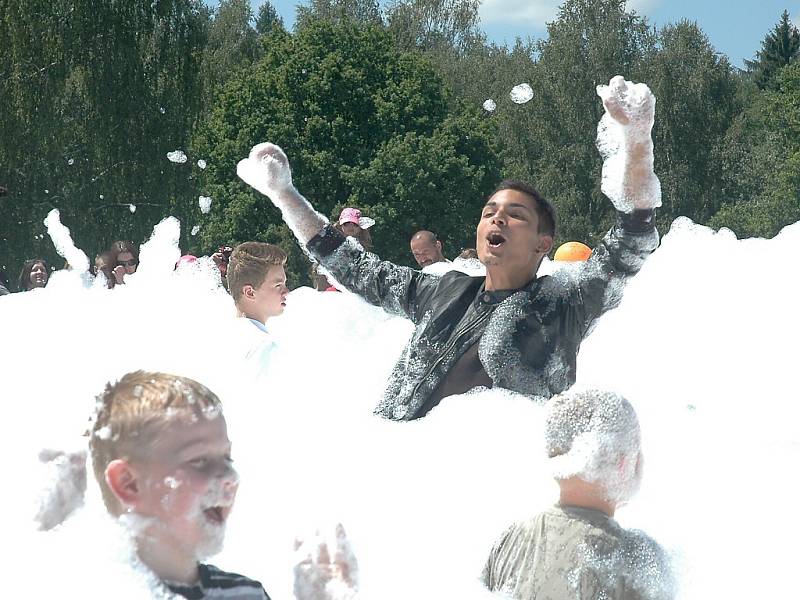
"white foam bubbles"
510,83,533,104
575,217,800,598
4,213,800,599
44,209,90,274
166,150,188,164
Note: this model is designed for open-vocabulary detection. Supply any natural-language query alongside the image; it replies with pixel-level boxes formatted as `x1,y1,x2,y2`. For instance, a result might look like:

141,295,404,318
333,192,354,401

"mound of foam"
2,214,799,599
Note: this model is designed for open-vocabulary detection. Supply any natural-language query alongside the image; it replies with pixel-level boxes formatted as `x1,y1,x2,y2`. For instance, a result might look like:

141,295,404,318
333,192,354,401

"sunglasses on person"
218,246,233,264
117,259,138,267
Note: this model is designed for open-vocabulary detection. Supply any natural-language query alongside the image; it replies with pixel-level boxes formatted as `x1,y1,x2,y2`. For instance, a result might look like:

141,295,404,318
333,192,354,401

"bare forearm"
621,139,659,209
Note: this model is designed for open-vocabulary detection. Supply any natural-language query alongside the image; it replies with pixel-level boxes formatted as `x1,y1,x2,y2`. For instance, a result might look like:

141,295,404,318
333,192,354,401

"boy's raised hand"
597,76,655,133
595,76,661,212
293,523,359,600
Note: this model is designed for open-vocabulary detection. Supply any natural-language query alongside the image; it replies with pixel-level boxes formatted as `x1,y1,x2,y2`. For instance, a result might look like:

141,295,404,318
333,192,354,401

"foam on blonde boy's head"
226,242,287,303
89,371,222,515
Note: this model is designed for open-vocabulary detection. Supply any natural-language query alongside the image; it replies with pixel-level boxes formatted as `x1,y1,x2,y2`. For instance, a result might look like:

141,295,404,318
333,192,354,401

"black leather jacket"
307,210,658,420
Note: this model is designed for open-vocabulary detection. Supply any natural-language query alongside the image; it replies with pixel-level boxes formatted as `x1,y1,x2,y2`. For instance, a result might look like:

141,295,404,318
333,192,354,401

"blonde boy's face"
251,265,288,320
128,413,239,560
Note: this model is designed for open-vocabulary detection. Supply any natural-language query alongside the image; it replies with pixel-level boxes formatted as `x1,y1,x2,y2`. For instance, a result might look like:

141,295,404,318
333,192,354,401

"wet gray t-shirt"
482,506,675,600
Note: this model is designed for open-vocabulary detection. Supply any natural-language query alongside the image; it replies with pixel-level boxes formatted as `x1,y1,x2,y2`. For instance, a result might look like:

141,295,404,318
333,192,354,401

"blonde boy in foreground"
89,371,357,599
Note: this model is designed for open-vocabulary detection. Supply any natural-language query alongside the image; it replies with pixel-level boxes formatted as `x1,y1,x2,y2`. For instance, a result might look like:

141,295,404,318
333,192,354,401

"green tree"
295,0,383,29
0,0,208,275
514,0,655,245
344,110,501,256
643,20,742,224
190,20,502,283
708,61,800,237
201,0,262,106
744,10,800,89
255,1,285,35
386,0,481,51
0,0,71,270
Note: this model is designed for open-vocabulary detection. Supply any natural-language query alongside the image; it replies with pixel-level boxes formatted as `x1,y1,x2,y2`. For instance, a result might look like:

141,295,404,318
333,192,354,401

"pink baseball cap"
338,207,375,229
176,255,198,267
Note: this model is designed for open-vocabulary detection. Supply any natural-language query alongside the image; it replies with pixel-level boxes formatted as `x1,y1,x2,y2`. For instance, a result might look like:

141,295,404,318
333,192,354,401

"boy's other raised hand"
237,142,295,201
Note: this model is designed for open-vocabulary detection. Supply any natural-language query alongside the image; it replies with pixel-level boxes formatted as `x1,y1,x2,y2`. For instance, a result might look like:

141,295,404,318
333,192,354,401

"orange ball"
553,241,592,262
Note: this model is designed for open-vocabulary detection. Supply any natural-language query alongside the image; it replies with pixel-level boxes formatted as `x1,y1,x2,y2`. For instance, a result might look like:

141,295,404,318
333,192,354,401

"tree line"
1,0,798,287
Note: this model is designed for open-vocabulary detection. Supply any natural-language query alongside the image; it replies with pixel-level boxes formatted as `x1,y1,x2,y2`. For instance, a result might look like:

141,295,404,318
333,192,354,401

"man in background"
410,230,447,268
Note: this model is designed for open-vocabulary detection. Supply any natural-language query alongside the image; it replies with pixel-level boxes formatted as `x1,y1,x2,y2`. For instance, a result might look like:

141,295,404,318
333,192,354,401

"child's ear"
242,284,255,300
105,459,140,506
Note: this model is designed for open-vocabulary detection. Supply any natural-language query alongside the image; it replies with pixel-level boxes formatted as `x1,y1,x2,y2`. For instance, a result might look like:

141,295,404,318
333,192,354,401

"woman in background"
109,240,138,285
17,258,50,291
333,207,374,251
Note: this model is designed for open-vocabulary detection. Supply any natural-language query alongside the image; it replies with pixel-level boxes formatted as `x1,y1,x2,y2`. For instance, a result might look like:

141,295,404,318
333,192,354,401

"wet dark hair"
491,179,557,238
18,258,50,292
109,240,139,263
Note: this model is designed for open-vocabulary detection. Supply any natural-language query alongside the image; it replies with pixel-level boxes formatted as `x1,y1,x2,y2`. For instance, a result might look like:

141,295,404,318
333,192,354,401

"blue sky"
214,0,800,68
480,0,800,67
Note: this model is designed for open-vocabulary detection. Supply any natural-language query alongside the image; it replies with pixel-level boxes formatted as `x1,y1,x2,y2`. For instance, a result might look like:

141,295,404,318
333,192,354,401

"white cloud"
478,0,560,27
478,0,663,28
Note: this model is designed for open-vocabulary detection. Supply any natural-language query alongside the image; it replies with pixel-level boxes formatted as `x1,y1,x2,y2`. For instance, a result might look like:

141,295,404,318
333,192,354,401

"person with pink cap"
334,207,374,251
176,255,198,268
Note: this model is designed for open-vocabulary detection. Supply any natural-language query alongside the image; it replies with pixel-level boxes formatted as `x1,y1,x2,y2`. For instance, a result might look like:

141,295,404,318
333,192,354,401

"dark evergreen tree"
295,0,383,29
255,1,285,35
744,10,800,89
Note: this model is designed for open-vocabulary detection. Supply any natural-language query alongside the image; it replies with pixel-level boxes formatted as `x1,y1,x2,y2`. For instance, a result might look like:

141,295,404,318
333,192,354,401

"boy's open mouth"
487,232,506,248
203,506,226,525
